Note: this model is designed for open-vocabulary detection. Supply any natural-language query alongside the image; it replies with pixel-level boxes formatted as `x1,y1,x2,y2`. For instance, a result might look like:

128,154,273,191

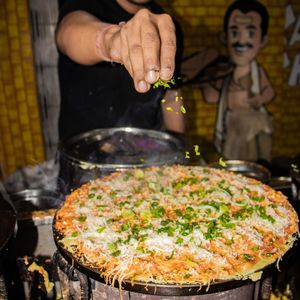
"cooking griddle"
0,193,17,252
53,220,274,296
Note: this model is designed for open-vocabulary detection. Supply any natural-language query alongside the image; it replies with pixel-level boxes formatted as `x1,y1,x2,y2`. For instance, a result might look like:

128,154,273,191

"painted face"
226,9,266,66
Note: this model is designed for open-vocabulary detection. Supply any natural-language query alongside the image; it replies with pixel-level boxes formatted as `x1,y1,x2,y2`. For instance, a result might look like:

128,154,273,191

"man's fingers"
118,28,135,81
141,23,160,84
124,24,149,93
157,14,176,80
108,10,177,92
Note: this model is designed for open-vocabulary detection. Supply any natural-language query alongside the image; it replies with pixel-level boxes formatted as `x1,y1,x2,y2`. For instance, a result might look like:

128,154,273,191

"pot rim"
58,127,184,170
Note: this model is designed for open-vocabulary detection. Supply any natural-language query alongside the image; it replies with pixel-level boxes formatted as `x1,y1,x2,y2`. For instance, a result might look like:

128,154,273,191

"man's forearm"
56,11,119,65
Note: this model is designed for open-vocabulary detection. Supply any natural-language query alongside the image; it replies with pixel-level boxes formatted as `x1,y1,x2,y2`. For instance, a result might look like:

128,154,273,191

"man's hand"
56,9,177,94
103,9,177,93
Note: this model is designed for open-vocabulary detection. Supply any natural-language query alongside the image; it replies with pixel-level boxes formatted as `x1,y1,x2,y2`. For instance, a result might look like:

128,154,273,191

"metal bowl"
10,189,63,213
57,127,184,194
209,160,271,183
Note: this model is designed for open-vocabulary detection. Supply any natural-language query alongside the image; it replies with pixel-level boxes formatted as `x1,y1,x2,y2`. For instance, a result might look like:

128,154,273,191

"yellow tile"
0,34,9,46
9,109,18,120
17,3,27,18
21,45,32,57
14,76,24,89
8,25,18,37
4,85,13,97
10,123,20,135
13,138,22,149
0,45,9,58
0,19,6,31
20,115,29,126
7,12,17,25
6,0,16,11
22,130,31,142
10,38,20,51
16,90,26,102
20,35,30,45
12,65,22,77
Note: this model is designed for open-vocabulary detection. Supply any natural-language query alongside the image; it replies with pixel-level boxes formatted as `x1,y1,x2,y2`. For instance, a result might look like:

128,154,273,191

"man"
56,0,184,140
201,0,275,162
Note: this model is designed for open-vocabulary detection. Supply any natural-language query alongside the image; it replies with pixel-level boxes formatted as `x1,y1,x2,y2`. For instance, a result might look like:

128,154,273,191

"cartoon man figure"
201,0,275,162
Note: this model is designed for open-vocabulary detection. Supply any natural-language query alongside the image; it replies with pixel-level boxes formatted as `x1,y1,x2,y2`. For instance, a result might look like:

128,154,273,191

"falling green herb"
291,164,299,173
180,105,186,114
185,152,190,159
219,157,227,167
194,145,200,156
166,106,174,112
153,77,175,89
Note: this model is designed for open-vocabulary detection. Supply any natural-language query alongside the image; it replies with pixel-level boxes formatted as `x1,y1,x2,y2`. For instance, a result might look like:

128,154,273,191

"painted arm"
56,9,177,93
161,89,185,133
248,66,275,108
200,80,222,104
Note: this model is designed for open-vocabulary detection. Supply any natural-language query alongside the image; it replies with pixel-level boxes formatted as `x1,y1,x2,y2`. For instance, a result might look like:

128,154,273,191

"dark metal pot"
291,162,300,214
10,189,63,216
209,160,271,183
57,127,184,194
8,189,63,257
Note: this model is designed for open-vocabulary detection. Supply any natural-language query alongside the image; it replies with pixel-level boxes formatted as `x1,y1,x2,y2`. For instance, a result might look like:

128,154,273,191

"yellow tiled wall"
0,0,44,179
161,0,300,161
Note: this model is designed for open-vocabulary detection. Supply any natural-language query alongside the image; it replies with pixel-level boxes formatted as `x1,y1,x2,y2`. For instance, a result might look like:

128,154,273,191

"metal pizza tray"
52,218,275,296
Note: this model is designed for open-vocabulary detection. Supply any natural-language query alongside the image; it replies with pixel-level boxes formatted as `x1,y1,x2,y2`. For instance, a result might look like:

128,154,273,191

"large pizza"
54,165,299,286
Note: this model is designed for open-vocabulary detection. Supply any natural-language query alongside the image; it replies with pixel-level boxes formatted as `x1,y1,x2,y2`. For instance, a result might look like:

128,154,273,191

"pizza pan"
52,222,275,296
209,160,271,183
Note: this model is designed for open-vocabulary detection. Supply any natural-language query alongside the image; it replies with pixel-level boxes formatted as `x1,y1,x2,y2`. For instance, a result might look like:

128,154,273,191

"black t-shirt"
58,0,183,140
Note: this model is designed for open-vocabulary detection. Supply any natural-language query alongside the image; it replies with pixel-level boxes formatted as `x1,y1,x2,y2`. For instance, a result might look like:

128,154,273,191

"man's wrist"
95,23,123,62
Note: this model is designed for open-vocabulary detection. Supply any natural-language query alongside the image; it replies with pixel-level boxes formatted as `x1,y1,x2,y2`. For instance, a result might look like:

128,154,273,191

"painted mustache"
232,43,253,52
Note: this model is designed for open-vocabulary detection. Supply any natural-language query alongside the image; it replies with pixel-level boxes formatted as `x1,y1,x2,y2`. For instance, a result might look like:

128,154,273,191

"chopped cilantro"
150,201,165,218
243,254,253,261
136,246,145,253
77,215,87,222
166,250,175,260
97,226,105,233
205,221,222,240
175,209,183,217
111,250,121,257
153,77,175,89
120,223,130,231
176,237,184,245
